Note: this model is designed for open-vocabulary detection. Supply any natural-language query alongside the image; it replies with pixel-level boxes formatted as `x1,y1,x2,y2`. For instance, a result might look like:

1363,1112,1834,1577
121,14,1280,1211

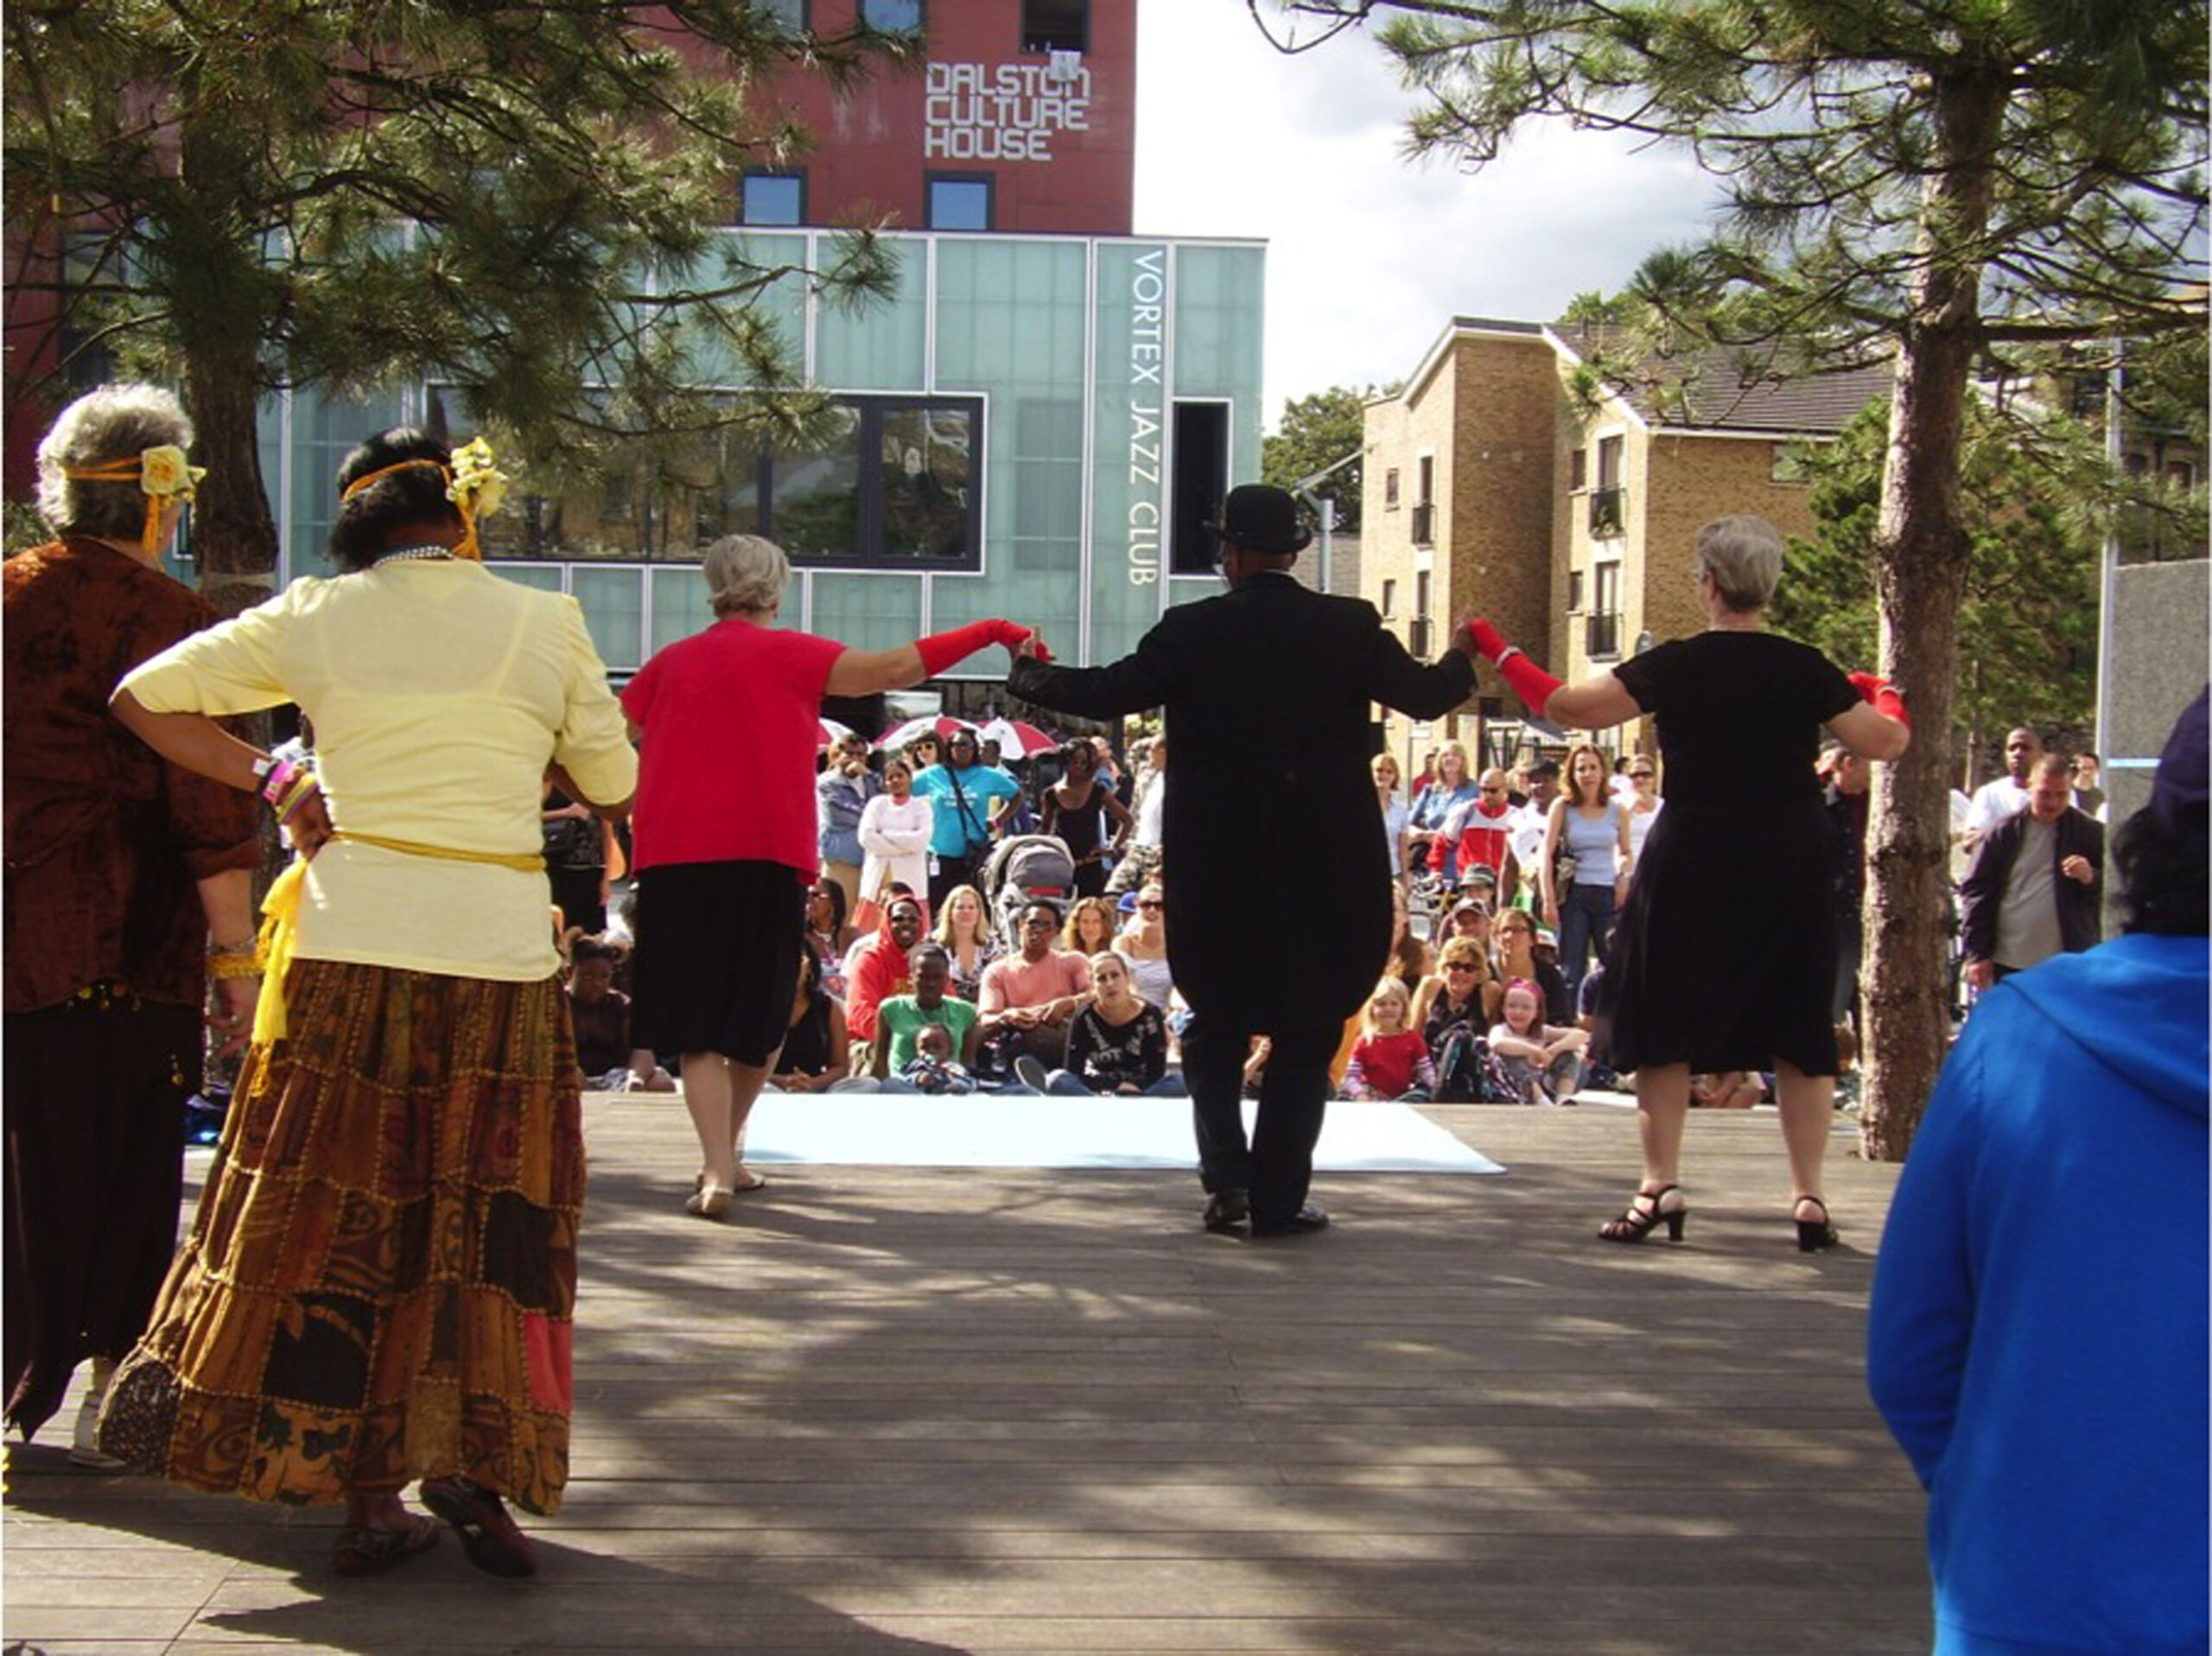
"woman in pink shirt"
622,535,1037,1218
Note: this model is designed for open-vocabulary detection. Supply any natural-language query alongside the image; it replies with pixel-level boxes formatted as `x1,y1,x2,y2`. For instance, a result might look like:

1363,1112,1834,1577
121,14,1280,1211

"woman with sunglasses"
1112,881,1177,1013
1623,755,1664,883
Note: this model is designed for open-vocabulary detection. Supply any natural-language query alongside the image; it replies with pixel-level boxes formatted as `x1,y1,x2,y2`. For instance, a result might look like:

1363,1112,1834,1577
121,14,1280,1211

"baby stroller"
980,833,1077,950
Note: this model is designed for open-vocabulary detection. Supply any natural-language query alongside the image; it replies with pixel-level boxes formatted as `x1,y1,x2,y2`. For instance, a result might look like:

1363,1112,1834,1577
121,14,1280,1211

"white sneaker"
1011,1054,1052,1093
68,1358,125,1469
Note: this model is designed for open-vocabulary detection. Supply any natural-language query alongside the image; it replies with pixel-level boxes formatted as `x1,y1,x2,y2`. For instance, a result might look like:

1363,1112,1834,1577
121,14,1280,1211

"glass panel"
1170,244,1263,401
769,406,862,560
817,235,925,389
879,404,974,562
487,562,564,594
1021,0,1088,53
807,573,922,654
759,0,806,33
289,384,410,574
570,566,647,672
677,231,810,387
741,174,804,227
928,180,991,232
651,566,712,655
860,0,921,28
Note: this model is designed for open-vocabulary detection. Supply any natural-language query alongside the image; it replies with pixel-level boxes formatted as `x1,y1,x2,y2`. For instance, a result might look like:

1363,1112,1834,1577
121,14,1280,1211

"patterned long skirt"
98,959,584,1516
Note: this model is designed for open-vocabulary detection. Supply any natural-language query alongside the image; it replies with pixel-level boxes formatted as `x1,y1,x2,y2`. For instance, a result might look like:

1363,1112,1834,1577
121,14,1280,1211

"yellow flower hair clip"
447,437,509,521
64,445,208,556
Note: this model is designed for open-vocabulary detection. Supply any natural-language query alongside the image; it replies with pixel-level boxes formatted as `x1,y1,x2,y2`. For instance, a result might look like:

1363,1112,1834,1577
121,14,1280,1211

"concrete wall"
2103,557,2211,830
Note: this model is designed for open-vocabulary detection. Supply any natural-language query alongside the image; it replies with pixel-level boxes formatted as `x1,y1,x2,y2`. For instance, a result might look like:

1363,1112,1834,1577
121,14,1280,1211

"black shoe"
1202,1190,1250,1233
1250,1203,1330,1238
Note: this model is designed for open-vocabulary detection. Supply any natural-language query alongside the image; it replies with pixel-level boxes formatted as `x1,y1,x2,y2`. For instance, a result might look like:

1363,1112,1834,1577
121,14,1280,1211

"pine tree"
5,0,912,612
1291,0,2207,1153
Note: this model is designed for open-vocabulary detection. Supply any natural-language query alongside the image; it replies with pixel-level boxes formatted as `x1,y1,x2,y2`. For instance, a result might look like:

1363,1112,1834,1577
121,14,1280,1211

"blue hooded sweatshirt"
1867,932,2209,1655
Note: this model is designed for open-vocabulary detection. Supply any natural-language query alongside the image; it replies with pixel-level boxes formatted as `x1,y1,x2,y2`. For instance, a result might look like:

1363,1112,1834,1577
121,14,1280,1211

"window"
758,0,807,32
1417,454,1435,505
1381,578,1397,617
1569,447,1586,492
927,174,993,232
1771,442,1810,485
1568,569,1585,612
1021,0,1087,52
1383,468,1400,509
1169,402,1230,575
860,0,921,28
740,171,804,227
1590,434,1625,536
1414,570,1431,620
1588,560,1622,657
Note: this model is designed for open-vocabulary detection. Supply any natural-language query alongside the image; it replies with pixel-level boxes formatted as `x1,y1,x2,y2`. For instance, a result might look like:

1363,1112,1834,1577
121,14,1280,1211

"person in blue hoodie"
1867,687,2209,1656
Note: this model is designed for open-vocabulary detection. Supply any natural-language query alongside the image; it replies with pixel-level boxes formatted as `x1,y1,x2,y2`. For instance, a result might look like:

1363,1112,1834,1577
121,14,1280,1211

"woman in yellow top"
100,428,636,1582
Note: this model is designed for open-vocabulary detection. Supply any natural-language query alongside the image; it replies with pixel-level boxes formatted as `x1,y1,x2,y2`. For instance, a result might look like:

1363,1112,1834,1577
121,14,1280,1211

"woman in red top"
622,535,1036,1218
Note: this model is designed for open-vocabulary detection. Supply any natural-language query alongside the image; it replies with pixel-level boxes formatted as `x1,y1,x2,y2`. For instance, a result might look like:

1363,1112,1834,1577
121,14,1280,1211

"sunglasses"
1630,771,1655,780
1137,899,1162,910
1443,962,1477,974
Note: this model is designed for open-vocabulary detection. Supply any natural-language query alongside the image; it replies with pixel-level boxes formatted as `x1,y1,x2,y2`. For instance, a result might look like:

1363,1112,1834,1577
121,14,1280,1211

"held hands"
990,619,1054,662
1465,616,1509,663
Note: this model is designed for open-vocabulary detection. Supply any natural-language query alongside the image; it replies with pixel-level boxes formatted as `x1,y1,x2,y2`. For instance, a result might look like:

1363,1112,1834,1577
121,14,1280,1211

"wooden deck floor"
4,1097,1936,1654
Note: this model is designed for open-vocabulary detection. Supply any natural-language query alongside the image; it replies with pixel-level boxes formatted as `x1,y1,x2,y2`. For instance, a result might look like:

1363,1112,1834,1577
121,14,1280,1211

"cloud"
1136,3,1723,422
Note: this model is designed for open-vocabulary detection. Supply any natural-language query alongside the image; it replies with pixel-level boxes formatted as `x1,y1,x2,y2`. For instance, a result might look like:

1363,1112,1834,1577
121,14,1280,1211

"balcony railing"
1587,487,1625,538
1586,612,1622,659
1410,502,1435,546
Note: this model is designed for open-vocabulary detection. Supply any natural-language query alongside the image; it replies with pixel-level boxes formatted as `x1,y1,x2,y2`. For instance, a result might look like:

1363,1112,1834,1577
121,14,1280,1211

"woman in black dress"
1470,515,1909,1250
1040,739,1131,898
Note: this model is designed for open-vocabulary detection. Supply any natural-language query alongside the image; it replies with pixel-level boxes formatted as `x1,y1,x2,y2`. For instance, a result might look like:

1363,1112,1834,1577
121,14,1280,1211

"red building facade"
744,0,1135,234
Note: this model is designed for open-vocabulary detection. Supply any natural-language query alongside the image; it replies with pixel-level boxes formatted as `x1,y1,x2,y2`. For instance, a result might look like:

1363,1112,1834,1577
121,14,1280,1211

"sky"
1133,2,1726,427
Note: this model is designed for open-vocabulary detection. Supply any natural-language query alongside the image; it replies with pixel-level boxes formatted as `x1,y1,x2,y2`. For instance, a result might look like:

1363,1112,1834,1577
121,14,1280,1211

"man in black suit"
1008,485,1479,1237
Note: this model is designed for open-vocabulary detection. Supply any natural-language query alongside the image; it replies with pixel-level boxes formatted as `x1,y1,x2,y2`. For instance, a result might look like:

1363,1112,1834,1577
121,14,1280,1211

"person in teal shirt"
912,727,1020,905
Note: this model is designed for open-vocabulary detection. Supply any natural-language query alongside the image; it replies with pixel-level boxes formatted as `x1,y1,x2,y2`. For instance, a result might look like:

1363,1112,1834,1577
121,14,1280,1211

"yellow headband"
336,439,508,561
64,445,206,557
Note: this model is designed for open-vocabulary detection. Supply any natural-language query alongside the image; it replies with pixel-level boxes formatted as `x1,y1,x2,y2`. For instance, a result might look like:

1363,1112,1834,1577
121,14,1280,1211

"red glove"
1467,616,1508,663
1848,670,1910,727
1465,615,1560,714
916,619,1052,676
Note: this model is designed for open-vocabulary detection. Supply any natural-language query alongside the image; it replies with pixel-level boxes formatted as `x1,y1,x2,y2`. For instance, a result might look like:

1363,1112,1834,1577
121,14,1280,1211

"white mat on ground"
735,1094,1504,1174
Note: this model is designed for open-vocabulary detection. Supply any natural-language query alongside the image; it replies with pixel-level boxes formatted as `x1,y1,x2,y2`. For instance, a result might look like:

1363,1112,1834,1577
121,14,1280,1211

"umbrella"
976,716,1058,758
874,714,976,752
818,716,855,748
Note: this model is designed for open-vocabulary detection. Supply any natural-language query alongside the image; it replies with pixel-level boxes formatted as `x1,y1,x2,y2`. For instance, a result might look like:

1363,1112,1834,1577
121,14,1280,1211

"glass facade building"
246,228,1263,678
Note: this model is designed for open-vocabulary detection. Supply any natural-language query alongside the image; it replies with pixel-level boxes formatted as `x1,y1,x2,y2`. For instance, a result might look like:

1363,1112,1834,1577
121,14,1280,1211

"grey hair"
1695,514,1784,612
702,533,789,619
35,384,194,538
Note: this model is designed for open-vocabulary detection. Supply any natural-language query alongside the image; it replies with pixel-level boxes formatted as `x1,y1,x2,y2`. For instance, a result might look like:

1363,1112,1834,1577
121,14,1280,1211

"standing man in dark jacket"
1961,753,2105,989
1008,485,1479,1237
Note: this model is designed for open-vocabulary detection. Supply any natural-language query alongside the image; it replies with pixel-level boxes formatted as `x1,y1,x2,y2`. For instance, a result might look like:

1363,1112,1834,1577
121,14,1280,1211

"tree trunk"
177,109,280,622
1858,65,2009,1162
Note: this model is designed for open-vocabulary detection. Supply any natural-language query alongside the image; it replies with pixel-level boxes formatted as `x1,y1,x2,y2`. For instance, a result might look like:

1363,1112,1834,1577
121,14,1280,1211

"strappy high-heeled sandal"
1794,1195,1840,1253
1598,1183,1687,1243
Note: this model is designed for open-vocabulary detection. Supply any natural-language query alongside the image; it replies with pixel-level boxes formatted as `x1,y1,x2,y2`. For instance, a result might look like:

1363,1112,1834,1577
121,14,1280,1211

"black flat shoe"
1202,1190,1250,1233
1251,1204,1330,1238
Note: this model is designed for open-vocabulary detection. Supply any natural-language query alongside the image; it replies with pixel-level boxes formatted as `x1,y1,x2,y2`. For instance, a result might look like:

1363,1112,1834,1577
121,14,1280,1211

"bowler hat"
1205,484,1312,557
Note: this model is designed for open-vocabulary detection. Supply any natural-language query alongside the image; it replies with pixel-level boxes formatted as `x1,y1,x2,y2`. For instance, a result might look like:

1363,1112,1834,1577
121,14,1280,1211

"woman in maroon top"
3,385,261,1461
621,534,1039,1218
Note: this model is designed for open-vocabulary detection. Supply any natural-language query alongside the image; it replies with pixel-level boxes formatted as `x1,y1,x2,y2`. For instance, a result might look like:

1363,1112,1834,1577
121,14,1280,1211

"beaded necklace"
371,543,456,567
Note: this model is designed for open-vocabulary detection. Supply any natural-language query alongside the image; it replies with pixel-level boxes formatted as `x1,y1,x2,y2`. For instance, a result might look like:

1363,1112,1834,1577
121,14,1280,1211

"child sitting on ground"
1344,978,1438,1101
1488,977,1588,1106
900,1021,978,1094
567,936,676,1092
